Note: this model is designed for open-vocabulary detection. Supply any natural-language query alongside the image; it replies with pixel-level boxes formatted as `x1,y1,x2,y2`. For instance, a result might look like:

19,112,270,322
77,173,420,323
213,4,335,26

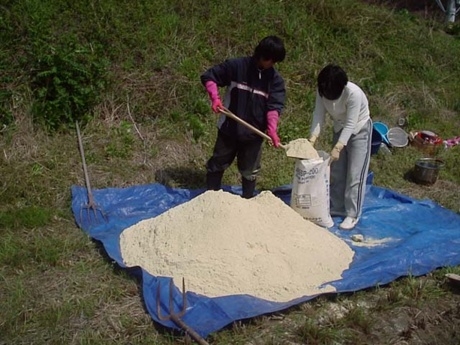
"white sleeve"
310,91,326,138
338,91,361,145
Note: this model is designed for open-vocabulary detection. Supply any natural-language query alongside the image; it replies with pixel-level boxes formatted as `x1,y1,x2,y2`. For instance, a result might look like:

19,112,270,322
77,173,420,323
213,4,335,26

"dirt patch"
369,298,460,344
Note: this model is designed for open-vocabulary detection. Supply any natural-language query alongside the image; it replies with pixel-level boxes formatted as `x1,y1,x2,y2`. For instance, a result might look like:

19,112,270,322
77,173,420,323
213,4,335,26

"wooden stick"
219,107,288,149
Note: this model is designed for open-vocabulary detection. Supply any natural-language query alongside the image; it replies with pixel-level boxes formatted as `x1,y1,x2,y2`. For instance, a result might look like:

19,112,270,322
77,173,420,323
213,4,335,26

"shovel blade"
284,138,320,160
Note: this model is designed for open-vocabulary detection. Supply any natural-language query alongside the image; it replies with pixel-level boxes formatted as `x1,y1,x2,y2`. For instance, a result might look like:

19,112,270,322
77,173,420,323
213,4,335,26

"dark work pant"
206,131,263,181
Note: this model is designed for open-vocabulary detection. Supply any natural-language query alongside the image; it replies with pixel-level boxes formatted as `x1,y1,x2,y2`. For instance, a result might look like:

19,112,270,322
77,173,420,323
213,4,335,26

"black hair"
317,64,348,100
253,36,286,63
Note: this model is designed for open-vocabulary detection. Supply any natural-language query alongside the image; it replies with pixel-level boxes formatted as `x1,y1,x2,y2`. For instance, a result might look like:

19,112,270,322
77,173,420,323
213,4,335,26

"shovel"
219,107,318,160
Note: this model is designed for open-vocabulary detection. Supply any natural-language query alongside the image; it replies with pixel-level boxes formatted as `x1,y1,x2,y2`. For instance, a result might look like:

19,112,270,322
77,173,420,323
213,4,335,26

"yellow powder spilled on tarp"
120,190,354,302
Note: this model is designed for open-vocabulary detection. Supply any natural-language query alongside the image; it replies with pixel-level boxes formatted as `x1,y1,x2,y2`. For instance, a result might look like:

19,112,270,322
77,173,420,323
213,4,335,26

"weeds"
0,206,52,230
340,306,374,334
105,120,135,159
297,318,343,345
30,42,109,131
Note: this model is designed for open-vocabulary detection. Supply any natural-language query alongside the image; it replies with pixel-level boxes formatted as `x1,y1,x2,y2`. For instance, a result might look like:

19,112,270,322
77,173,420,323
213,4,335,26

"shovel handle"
219,107,286,149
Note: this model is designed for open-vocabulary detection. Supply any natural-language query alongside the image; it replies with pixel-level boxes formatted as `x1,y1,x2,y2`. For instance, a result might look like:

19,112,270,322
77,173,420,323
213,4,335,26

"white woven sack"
290,151,334,228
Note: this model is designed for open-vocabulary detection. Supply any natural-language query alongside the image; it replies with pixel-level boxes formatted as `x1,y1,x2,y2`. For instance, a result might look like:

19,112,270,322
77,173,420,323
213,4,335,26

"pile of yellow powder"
120,190,354,302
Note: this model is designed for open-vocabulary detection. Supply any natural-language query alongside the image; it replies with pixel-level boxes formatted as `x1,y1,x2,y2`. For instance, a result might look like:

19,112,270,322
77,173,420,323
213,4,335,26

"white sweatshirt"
310,82,370,145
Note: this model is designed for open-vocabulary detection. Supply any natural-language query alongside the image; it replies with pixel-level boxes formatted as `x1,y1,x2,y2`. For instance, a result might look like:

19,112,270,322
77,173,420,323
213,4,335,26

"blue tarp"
71,180,460,337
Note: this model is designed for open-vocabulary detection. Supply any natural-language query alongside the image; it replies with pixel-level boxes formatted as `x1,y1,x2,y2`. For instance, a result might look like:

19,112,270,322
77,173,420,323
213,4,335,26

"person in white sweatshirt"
308,64,372,230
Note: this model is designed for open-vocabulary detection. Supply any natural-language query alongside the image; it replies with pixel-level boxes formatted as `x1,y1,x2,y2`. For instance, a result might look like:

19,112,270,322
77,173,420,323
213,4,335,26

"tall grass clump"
1,0,109,131
29,42,108,131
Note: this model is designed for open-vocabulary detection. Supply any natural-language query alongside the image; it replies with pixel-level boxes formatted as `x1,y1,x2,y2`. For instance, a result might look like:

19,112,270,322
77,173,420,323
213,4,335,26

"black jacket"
201,56,285,141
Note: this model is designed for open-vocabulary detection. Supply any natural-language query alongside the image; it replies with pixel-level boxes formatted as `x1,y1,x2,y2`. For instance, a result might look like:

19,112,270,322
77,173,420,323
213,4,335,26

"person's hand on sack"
308,135,317,146
330,142,344,162
266,110,281,147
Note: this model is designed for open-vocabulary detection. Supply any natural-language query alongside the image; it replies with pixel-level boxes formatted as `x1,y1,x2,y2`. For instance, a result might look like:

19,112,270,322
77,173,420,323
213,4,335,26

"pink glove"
205,81,223,113
266,110,281,148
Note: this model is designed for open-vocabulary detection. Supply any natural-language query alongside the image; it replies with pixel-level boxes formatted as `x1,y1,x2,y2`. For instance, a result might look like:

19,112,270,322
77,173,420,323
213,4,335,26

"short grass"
1,0,460,344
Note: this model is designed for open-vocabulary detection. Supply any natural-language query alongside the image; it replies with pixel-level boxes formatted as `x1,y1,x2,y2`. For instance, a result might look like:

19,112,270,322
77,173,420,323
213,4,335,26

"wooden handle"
220,107,272,142
170,315,210,345
76,121,93,197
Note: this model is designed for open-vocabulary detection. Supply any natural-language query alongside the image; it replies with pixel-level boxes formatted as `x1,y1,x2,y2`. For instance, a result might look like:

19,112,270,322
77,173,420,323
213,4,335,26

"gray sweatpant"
330,119,372,219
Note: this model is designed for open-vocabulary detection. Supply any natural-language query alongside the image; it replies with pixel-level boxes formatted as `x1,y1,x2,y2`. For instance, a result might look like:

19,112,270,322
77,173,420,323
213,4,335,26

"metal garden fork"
76,121,107,226
156,278,210,345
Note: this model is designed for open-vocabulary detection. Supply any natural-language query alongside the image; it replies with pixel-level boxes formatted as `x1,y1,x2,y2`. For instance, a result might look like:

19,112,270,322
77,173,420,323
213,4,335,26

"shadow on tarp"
71,181,460,338
154,166,206,189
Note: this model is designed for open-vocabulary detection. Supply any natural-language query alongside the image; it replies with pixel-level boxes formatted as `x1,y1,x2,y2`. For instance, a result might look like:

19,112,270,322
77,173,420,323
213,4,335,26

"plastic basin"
373,122,390,145
371,128,382,155
387,127,409,147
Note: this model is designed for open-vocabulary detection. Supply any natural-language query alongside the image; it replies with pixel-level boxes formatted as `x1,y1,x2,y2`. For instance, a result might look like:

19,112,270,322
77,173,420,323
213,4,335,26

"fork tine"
169,278,174,316
157,278,186,321
179,277,187,317
79,203,108,229
155,278,210,345
156,279,168,320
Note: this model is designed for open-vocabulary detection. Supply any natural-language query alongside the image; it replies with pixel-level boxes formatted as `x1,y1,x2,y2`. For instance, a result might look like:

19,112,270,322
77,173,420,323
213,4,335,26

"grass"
1,0,460,344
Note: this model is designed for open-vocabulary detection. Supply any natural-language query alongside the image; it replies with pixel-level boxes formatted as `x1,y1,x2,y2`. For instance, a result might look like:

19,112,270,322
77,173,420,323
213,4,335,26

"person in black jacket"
201,35,286,198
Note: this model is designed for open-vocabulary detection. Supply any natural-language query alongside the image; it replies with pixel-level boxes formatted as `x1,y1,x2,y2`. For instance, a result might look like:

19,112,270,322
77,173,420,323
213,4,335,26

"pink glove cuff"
266,110,279,132
205,81,219,101
266,110,280,147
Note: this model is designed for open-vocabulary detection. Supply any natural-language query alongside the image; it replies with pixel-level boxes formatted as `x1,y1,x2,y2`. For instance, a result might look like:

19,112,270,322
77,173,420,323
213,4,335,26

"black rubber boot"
242,178,256,199
206,171,224,191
